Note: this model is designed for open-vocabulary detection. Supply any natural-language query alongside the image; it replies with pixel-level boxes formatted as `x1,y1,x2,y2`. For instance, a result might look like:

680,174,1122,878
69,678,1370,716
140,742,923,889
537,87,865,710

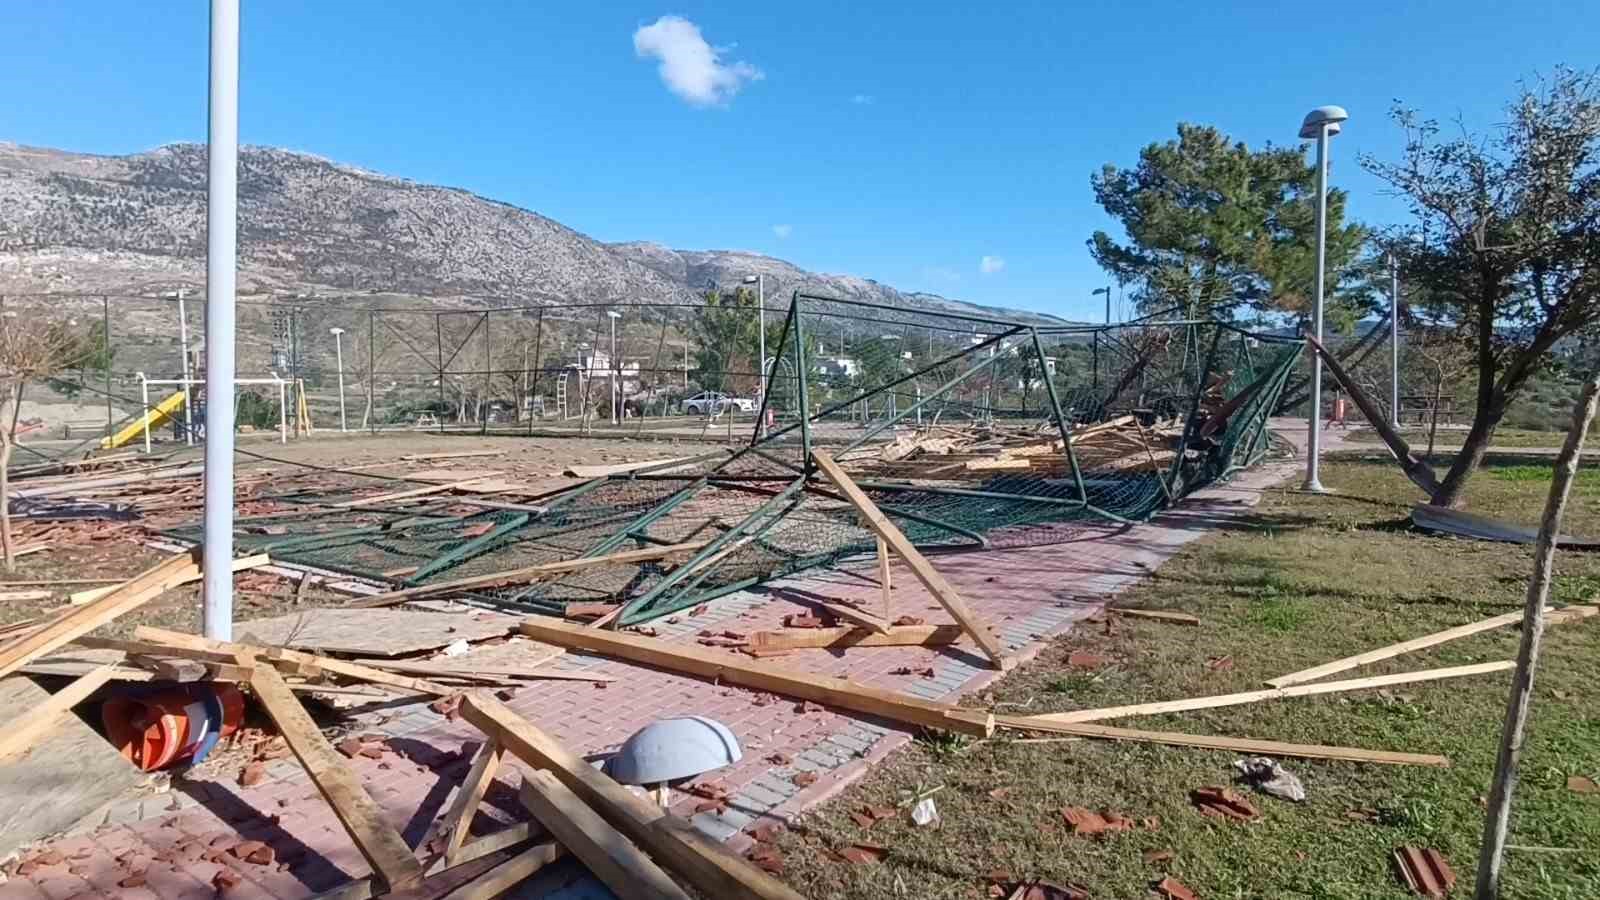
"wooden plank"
442,738,504,866
820,602,891,636
239,654,425,889
461,694,806,900
68,553,271,604
811,450,1010,669
1032,661,1514,724
350,658,615,684
1111,609,1201,626
0,590,51,602
750,624,967,651
0,675,144,859
876,536,892,621
437,840,565,900
564,456,697,478
518,617,992,737
348,540,712,609
1266,610,1540,688
332,478,493,509
0,661,121,762
985,714,1450,767
0,551,197,680
133,626,455,697
308,832,556,900
517,771,692,900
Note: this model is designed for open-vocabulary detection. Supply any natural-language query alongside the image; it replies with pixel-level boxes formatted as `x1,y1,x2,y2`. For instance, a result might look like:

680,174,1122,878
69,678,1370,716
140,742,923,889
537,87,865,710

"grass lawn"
771,459,1600,899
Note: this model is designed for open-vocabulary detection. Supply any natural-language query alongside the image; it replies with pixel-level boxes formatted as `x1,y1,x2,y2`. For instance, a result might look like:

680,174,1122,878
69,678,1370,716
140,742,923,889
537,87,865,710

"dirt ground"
0,431,701,637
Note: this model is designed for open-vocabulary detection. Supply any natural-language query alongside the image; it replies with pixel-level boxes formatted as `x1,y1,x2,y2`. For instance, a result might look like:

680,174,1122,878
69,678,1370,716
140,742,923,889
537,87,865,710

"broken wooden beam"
348,540,711,609
0,661,121,763
518,771,692,900
748,624,968,651
238,653,425,890
983,714,1450,767
0,551,197,680
67,552,271,604
1031,661,1514,724
1265,607,1582,688
460,693,806,900
442,738,506,866
517,617,992,737
132,626,455,697
1111,609,1201,626
811,450,1010,669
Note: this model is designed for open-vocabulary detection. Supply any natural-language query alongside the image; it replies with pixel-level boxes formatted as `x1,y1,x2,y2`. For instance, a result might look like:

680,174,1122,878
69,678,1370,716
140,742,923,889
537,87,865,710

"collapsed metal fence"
153,292,1301,626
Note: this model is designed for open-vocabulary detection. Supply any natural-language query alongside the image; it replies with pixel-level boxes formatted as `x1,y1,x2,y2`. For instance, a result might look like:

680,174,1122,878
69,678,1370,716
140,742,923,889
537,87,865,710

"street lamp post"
1389,252,1401,429
607,310,621,425
1092,286,1111,324
743,274,766,435
329,327,347,432
1298,104,1348,494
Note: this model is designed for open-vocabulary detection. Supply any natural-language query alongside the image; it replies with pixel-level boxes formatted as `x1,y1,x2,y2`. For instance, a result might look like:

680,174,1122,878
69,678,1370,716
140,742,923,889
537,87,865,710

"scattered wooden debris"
1031,661,1514,724
519,617,994,738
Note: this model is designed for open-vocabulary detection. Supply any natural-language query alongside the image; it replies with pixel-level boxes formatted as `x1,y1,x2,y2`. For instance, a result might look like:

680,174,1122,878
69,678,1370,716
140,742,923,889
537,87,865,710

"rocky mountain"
0,141,1063,326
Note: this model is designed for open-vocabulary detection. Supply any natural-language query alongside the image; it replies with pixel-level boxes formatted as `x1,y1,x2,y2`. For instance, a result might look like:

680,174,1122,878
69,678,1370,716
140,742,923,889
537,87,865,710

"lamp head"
329,327,344,336
742,275,759,284
1299,105,1348,139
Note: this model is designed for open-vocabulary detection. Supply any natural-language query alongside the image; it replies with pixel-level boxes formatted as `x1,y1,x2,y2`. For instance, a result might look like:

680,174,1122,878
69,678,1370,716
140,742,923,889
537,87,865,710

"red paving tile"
1,453,1300,898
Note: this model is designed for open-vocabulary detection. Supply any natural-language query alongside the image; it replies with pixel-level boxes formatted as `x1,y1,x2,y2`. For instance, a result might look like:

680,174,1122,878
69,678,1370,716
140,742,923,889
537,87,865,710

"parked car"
683,391,756,416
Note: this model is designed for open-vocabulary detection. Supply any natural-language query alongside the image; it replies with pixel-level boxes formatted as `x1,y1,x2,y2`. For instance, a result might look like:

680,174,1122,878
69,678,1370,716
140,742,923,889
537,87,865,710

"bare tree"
0,312,84,571
1362,67,1600,507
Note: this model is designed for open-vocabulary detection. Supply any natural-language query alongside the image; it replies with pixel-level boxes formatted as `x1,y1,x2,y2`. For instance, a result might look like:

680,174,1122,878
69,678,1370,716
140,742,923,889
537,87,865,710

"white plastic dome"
604,716,742,785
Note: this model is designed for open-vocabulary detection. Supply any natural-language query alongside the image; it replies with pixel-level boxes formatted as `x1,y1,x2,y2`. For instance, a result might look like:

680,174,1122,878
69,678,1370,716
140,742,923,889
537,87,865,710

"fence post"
528,307,544,436
434,312,445,434
366,309,375,432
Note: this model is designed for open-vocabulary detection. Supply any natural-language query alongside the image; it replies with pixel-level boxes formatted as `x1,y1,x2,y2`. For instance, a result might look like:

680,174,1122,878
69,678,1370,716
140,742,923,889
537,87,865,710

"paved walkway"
0,439,1315,900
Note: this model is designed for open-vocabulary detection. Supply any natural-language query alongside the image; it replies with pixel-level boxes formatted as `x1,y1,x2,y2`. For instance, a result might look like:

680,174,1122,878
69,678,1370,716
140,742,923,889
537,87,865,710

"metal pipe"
1029,328,1087,502
331,328,347,431
140,374,152,454
202,0,239,641
176,289,194,446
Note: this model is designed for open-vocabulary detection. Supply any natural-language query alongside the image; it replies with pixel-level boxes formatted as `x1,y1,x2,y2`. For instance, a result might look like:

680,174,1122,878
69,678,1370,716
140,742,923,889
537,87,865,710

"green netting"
168,294,1301,626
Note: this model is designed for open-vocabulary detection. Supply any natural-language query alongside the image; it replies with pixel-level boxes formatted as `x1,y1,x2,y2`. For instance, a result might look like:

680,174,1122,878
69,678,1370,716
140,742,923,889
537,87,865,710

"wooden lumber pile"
866,415,1182,481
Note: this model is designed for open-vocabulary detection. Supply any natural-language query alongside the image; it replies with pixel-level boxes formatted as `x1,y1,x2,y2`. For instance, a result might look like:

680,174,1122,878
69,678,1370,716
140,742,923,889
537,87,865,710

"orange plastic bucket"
103,684,244,772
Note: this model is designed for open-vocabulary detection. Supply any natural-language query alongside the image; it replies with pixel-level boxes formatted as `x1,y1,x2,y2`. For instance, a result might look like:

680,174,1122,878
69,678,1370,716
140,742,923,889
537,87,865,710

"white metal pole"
1302,125,1330,493
140,374,152,455
610,315,618,425
277,379,287,444
1390,254,1402,429
333,331,348,432
202,0,239,641
757,274,766,437
177,290,194,446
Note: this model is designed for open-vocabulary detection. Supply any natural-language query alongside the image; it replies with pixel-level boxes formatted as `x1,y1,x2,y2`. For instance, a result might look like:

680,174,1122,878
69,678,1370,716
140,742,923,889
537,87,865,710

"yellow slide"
101,391,187,449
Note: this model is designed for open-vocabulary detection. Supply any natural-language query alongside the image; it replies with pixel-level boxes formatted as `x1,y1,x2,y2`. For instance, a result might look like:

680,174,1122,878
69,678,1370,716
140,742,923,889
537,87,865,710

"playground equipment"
101,389,187,450
122,374,290,452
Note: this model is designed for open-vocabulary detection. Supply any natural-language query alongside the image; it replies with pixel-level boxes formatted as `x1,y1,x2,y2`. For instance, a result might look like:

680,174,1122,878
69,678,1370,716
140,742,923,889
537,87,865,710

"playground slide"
101,391,187,449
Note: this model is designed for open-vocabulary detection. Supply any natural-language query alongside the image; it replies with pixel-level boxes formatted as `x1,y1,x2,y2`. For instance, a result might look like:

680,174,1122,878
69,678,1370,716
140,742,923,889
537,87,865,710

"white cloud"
771,224,793,239
850,94,874,105
633,16,762,107
979,255,1006,274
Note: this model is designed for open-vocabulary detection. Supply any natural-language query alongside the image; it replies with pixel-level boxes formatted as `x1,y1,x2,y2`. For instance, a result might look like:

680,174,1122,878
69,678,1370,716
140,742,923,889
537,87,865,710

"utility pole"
202,0,239,641
607,310,621,425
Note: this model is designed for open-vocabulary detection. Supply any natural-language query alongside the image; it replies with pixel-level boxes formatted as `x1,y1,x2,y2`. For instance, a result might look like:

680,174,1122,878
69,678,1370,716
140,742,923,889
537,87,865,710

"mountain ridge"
0,141,1066,326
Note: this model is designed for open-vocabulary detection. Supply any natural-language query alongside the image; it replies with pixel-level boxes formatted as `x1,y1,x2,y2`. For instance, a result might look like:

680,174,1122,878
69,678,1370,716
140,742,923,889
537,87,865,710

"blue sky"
1,2,1593,320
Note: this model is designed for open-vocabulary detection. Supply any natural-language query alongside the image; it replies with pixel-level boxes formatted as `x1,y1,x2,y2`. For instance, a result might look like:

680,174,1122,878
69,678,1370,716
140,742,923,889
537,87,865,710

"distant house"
568,348,641,393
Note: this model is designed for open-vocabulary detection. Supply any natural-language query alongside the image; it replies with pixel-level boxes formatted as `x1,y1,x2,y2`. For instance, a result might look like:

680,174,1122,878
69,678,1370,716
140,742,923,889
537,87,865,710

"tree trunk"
1426,374,1444,461
1432,390,1509,508
1474,370,1600,898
